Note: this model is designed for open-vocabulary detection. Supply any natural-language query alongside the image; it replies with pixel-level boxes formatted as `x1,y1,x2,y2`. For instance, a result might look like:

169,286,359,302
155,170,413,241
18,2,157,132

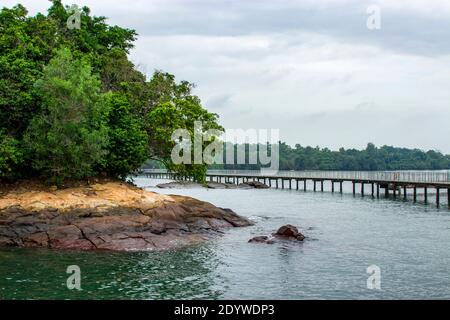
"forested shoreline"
202,142,450,171
0,1,221,184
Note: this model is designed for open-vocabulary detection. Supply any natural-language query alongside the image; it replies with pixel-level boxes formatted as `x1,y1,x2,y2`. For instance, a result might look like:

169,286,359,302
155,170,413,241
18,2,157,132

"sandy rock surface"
0,181,252,251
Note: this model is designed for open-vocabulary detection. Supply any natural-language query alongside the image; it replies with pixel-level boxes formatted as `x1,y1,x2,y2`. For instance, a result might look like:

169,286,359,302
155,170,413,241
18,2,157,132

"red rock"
275,224,305,241
0,181,253,251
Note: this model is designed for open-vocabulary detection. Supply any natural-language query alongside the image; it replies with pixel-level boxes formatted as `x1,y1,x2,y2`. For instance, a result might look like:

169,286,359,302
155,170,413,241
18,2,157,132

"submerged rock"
275,224,305,241
156,181,202,189
0,181,253,251
248,236,275,244
206,182,238,189
248,224,305,245
156,181,270,190
240,181,270,189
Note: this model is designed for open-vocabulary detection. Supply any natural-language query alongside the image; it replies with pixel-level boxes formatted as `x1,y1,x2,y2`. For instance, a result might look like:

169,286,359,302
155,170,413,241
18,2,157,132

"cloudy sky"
4,0,450,153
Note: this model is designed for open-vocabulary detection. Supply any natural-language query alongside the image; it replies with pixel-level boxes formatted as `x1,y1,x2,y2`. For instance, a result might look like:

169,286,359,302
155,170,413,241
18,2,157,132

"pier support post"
276,179,278,189
361,183,365,197
413,187,417,202
436,187,440,208
331,181,335,193
289,179,292,190
340,181,343,194
424,187,428,204
314,181,317,192
371,183,374,197
321,180,324,192
403,186,407,200
304,180,307,191
296,179,299,190
393,185,397,198
376,184,380,198
352,182,356,195
282,179,284,189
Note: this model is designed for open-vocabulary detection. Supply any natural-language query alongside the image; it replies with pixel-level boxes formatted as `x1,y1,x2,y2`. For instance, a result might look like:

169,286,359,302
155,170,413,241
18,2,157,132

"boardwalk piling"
436,187,440,208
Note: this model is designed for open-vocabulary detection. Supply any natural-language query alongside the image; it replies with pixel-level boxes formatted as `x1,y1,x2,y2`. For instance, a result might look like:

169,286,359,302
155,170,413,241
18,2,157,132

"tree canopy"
0,1,222,183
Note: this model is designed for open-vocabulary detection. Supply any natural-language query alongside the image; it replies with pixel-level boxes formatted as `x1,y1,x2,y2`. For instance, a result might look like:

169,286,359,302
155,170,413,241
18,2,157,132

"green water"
2,177,450,300
0,245,220,300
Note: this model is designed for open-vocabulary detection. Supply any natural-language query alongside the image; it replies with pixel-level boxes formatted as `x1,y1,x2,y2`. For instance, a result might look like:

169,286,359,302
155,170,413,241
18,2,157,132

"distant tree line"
206,142,450,171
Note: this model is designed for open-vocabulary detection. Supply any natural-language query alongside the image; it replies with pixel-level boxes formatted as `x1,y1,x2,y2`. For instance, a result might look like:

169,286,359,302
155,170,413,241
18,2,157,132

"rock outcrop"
0,181,252,251
274,224,305,241
238,181,270,189
248,224,305,244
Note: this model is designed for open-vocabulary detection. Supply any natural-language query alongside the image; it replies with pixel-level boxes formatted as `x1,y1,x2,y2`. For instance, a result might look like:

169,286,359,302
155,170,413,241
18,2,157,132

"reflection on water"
1,177,450,299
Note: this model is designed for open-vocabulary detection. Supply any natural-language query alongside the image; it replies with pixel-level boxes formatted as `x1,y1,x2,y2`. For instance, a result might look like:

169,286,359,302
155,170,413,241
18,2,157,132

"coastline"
0,179,252,251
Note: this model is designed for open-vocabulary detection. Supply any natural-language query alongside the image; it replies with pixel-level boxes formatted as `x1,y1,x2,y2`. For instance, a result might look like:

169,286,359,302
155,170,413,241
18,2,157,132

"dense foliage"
0,1,221,183
213,142,450,171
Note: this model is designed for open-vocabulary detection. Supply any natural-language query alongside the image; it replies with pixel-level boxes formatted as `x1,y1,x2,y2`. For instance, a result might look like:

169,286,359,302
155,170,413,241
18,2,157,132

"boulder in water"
248,224,306,245
274,224,305,241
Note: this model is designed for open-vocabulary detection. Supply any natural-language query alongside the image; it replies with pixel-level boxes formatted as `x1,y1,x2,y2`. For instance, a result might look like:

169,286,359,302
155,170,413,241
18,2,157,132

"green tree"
146,74,224,182
0,131,23,179
24,48,109,184
0,5,57,137
104,93,148,179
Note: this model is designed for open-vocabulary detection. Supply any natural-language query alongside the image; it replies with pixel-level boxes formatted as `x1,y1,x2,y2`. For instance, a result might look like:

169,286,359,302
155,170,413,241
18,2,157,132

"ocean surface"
1,177,450,300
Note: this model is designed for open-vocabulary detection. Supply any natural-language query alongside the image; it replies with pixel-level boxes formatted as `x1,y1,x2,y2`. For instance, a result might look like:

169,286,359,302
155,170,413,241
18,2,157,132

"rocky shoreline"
0,180,252,251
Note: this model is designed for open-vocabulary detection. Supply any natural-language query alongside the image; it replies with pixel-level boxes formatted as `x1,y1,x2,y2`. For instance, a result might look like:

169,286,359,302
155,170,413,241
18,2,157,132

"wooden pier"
139,169,450,208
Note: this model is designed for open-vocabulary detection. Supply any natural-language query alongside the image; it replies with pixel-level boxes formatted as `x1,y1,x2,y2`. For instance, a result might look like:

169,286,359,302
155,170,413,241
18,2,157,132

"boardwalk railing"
140,169,450,184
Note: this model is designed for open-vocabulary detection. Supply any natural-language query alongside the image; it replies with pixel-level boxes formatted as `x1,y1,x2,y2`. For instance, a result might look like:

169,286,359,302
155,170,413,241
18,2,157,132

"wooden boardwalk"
140,169,450,208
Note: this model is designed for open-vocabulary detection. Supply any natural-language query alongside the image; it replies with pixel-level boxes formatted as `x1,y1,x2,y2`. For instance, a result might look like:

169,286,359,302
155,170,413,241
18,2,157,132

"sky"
3,0,450,153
